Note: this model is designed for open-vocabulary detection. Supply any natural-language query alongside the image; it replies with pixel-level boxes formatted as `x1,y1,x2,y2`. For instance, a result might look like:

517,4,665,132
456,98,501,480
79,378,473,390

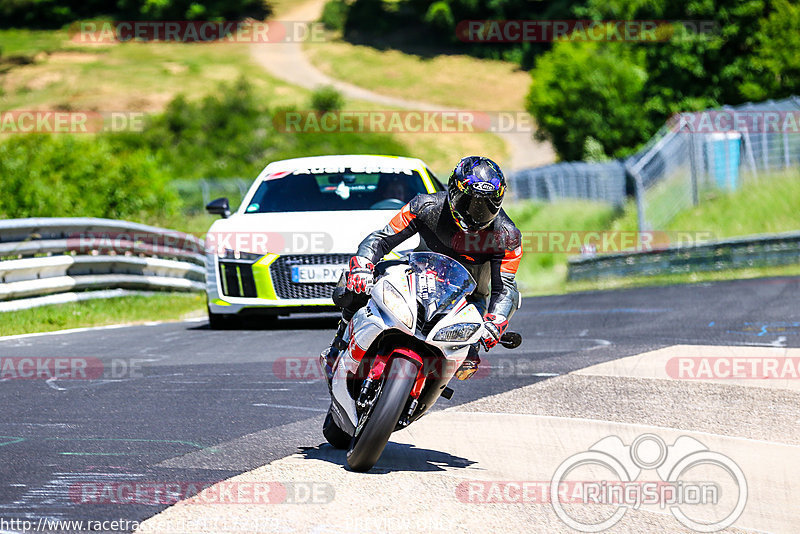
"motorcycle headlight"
382,282,414,329
433,323,481,342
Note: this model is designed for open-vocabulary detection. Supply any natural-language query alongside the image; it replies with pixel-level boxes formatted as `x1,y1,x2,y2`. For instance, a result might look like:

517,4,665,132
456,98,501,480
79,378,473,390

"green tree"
743,0,800,100
526,37,650,160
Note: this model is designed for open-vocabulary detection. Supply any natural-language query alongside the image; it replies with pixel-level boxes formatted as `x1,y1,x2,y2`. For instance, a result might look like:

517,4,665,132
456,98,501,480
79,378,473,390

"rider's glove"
480,313,508,351
346,256,374,294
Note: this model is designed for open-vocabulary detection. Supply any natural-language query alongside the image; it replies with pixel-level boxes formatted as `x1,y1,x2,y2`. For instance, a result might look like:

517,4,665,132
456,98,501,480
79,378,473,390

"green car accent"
252,253,280,300
419,166,437,192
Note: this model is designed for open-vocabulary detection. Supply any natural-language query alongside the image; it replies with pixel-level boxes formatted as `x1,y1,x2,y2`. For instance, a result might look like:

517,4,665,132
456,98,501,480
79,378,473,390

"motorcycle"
323,251,522,472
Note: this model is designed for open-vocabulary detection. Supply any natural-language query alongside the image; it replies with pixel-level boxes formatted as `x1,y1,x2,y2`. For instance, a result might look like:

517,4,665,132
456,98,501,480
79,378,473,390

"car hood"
205,210,418,256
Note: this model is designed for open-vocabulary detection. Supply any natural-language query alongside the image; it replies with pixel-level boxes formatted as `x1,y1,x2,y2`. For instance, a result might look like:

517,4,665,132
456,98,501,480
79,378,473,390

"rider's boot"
455,344,481,380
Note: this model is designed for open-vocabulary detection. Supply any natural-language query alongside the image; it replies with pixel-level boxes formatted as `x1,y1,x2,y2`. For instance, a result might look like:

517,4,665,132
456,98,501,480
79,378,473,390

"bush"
320,0,349,31
109,77,407,182
310,85,344,113
423,2,454,31
0,135,180,220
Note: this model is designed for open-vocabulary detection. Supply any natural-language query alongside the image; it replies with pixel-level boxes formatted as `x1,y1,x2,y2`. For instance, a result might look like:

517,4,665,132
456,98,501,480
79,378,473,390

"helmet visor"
449,188,501,231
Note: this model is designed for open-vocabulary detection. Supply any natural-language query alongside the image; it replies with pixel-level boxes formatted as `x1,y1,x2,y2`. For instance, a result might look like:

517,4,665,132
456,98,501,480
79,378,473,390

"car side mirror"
206,197,231,218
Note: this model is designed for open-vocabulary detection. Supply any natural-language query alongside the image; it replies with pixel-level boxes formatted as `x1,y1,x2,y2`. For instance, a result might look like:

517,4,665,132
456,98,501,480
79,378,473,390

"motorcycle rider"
322,156,523,381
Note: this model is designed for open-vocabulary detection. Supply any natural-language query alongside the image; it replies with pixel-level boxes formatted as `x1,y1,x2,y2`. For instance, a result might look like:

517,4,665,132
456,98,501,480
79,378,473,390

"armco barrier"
0,218,205,310
567,231,800,281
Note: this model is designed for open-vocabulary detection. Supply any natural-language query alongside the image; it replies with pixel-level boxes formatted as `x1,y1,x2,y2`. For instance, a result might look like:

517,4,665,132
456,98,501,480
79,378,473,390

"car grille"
270,254,350,300
218,260,257,298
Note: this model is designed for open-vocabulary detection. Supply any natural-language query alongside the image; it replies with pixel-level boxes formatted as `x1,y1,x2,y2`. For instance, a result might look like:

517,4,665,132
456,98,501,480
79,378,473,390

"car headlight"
218,249,263,262
433,323,481,342
382,282,414,329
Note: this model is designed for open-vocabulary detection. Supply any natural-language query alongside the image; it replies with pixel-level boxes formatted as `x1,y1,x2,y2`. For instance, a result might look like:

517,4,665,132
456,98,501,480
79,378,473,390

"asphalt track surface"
0,277,798,532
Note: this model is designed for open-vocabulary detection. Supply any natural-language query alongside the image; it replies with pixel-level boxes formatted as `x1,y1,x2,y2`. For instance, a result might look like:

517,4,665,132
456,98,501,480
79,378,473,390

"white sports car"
204,154,444,327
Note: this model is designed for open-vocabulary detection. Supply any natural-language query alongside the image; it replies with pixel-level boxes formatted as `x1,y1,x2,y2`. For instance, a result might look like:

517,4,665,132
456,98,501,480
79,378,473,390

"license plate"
290,265,347,284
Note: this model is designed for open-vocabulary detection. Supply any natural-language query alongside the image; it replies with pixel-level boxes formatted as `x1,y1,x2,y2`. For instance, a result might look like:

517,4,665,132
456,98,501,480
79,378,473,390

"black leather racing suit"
357,191,522,319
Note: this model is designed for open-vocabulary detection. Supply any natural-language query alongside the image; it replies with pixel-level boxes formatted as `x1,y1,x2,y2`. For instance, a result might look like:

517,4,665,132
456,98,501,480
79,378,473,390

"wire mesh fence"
509,96,800,229
629,96,800,231
509,160,626,207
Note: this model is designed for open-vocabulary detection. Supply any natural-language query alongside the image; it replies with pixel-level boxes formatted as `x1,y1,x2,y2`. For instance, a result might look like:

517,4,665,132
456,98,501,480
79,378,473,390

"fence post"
631,168,648,233
741,130,759,180
784,131,790,169
685,118,699,205
200,179,210,206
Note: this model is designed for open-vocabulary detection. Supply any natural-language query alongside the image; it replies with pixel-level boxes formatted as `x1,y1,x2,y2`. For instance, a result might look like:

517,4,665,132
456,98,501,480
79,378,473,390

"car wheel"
207,307,232,330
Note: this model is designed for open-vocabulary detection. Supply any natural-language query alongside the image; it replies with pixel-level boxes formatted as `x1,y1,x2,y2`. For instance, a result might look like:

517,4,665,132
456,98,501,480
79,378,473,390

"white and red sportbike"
322,252,521,472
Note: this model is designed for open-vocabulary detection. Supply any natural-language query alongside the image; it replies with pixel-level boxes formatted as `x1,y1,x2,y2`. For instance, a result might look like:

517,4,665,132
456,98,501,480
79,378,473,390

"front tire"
346,356,418,472
323,407,351,449
207,307,232,330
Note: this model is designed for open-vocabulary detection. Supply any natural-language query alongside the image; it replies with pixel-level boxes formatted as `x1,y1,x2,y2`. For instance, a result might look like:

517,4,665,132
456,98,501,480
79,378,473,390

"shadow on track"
299,442,477,473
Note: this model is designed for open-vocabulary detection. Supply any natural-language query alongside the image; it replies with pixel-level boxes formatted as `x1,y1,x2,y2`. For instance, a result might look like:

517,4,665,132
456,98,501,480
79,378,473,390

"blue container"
707,132,742,190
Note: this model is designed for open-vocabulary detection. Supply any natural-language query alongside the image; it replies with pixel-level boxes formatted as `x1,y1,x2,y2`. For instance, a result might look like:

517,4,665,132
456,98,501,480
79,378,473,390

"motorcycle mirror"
499,331,522,349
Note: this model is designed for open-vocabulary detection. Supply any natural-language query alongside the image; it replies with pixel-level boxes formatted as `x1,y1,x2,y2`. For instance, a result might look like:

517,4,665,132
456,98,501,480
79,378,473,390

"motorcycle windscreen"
408,252,476,321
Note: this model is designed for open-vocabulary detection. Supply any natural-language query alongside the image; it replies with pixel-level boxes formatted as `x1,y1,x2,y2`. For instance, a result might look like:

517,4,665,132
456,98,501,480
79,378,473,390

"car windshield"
243,168,431,213
408,252,476,321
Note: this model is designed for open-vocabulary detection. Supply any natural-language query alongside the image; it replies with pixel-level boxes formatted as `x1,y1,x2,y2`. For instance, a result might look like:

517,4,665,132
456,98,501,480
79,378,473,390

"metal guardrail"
0,218,206,310
567,231,800,281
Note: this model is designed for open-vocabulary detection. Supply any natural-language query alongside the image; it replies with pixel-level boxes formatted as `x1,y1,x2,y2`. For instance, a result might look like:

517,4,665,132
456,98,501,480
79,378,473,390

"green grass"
0,28,69,57
0,36,311,113
504,199,619,295
304,35,532,111
566,264,800,293
614,170,800,236
669,171,800,238
0,293,206,337
507,171,800,296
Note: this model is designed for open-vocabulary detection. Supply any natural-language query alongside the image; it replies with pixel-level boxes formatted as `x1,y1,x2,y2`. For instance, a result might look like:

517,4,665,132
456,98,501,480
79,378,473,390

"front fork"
356,349,426,429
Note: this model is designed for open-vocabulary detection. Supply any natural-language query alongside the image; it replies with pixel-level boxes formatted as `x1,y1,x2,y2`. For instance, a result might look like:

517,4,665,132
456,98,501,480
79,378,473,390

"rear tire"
346,356,418,472
323,407,351,449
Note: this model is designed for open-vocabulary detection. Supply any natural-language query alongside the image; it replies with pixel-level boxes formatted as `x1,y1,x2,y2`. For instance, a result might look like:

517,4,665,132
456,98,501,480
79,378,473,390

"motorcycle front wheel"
346,356,418,472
